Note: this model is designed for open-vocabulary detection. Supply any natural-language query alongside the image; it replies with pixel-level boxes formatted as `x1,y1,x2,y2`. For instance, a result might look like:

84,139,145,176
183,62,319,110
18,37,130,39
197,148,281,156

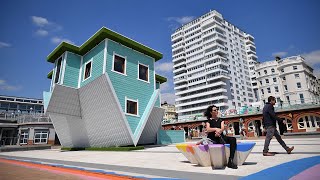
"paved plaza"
0,136,320,180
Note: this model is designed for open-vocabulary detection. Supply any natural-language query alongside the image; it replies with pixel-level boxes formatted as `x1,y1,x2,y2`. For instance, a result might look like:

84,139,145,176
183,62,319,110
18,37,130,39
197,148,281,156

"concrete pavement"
0,137,319,179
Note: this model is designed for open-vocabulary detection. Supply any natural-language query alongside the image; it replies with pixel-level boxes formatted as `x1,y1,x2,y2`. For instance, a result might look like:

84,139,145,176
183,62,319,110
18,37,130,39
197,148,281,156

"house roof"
155,74,167,84
47,27,163,63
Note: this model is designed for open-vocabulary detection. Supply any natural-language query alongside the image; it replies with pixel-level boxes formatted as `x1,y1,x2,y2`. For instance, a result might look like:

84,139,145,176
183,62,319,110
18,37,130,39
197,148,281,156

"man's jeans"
263,126,288,153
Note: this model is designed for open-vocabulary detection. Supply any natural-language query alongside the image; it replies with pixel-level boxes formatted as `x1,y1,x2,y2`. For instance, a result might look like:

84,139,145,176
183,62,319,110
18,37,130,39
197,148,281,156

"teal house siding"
106,39,155,133
62,52,81,88
157,130,185,145
80,40,105,87
155,96,160,107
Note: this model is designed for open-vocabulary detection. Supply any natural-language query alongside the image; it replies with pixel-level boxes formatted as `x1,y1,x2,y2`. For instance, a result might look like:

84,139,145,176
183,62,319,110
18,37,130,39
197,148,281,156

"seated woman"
205,105,238,169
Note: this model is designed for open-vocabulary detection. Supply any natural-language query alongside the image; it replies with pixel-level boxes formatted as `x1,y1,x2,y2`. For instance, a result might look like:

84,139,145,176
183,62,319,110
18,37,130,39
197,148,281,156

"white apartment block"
171,10,258,121
255,56,320,107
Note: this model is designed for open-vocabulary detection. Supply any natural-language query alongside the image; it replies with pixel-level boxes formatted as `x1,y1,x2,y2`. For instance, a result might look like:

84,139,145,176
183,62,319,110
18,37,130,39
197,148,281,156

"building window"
261,89,264,94
83,60,92,80
281,69,284,73
284,85,288,91
126,98,138,116
293,66,297,70
286,96,290,104
295,74,300,78
298,118,305,129
273,77,277,82
297,82,301,89
271,68,275,73
258,72,261,76
275,86,279,93
264,70,267,74
283,76,286,81
138,63,149,82
260,81,263,85
34,130,48,144
299,94,304,103
265,79,269,84
54,57,62,83
267,87,271,93
20,130,29,144
113,54,126,74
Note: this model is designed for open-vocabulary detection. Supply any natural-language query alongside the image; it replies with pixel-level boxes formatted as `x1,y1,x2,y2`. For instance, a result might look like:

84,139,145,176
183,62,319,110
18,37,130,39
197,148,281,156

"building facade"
44,27,167,148
0,95,56,146
161,102,178,123
255,56,320,108
171,10,258,122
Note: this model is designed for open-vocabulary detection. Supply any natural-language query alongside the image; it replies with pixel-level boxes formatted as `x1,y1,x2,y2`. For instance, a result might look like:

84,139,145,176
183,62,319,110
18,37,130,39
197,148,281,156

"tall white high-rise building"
255,56,320,107
171,10,258,121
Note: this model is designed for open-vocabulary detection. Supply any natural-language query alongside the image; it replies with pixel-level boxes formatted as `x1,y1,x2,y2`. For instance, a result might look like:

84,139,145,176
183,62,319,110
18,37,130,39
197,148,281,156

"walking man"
263,96,294,156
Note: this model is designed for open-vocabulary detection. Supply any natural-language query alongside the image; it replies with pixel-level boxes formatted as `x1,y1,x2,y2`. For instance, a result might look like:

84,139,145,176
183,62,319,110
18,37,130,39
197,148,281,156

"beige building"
255,56,320,107
161,102,177,123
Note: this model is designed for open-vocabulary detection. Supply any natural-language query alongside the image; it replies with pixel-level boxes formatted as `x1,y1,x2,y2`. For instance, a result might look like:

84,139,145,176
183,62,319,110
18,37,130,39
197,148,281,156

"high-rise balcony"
177,98,229,113
173,66,187,74
175,81,226,96
174,76,187,84
176,88,227,102
174,83,188,90
173,60,186,68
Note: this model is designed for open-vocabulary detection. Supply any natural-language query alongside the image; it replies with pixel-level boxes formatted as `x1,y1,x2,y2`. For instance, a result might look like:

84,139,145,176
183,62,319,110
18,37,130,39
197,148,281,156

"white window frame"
297,82,302,89
83,59,93,81
137,62,150,83
125,97,139,117
20,130,29,145
34,130,49,144
112,53,127,76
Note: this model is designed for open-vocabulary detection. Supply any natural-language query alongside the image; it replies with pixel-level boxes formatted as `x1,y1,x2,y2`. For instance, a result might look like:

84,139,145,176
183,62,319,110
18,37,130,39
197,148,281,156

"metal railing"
17,114,51,124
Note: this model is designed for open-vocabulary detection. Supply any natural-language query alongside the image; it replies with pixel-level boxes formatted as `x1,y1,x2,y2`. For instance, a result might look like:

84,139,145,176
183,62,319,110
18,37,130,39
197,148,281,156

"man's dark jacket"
262,102,282,127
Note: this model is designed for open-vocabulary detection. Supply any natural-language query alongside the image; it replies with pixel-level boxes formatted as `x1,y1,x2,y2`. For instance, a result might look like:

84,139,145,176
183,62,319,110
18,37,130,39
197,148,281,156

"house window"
295,74,300,78
297,82,301,89
20,130,29,144
34,130,48,144
283,76,286,81
273,77,277,82
293,66,297,70
83,61,92,80
275,86,279,93
126,98,138,116
267,87,271,93
265,79,269,84
264,70,267,74
113,54,126,74
284,85,288,91
299,94,304,103
271,68,275,73
138,63,149,82
54,57,62,83
281,69,284,73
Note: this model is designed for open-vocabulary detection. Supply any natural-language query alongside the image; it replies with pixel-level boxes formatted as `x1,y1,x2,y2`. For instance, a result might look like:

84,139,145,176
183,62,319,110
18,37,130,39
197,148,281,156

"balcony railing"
17,114,51,124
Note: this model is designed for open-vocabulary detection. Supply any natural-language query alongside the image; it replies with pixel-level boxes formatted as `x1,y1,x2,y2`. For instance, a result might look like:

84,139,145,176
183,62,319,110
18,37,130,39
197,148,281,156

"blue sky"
0,0,319,104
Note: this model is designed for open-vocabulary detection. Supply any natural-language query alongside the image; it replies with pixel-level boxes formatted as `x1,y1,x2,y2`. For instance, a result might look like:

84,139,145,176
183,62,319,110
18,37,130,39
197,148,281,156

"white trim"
112,52,127,76
82,59,93,81
61,52,68,84
78,56,83,88
137,61,150,83
33,130,49,144
103,39,108,74
125,96,139,117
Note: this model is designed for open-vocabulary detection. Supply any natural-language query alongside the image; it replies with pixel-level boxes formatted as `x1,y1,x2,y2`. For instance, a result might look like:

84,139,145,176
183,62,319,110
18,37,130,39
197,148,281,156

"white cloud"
35,29,48,36
272,51,288,57
161,93,176,105
31,16,49,27
167,16,196,25
0,42,11,48
155,62,173,72
302,50,320,78
302,50,320,67
51,37,74,44
0,79,21,91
